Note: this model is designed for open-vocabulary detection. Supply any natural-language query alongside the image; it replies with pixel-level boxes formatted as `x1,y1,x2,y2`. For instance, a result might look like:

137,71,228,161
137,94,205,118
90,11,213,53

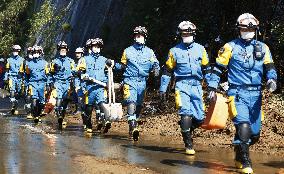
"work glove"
53,63,61,72
205,87,217,105
153,67,160,77
266,79,277,93
81,74,90,81
17,72,23,79
114,82,122,90
75,86,80,93
46,84,52,94
106,59,114,68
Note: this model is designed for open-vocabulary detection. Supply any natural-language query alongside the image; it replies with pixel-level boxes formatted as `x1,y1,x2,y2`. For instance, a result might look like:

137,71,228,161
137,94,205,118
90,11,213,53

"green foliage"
27,0,53,46
62,23,72,32
0,0,29,57
27,0,67,60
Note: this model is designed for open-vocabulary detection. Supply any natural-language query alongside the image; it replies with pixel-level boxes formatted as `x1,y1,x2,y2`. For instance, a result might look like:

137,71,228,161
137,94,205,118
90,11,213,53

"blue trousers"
29,82,45,104
227,88,262,144
175,79,204,122
9,76,22,93
123,78,146,121
85,84,106,105
54,81,70,100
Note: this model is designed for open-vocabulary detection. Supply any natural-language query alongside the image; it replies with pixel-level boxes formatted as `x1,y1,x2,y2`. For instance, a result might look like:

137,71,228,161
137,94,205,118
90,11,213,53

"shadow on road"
160,159,237,173
121,144,207,155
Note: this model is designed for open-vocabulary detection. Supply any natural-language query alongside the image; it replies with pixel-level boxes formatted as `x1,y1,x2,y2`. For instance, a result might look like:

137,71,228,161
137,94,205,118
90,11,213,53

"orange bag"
44,89,56,114
202,93,229,130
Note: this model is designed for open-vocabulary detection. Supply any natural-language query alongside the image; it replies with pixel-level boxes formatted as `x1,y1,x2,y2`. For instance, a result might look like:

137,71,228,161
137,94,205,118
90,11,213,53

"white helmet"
236,13,259,29
133,26,148,37
85,38,104,48
75,47,84,53
177,21,197,35
12,45,21,51
32,45,44,54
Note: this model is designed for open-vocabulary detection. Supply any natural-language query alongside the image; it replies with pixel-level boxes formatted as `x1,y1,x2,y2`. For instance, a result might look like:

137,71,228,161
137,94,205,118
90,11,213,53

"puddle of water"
0,97,282,174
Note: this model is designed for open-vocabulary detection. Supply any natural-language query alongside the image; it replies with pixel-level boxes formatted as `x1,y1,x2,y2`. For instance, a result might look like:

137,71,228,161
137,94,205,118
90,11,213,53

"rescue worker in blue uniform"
24,47,34,119
50,41,76,128
77,38,112,134
113,26,160,141
73,47,85,115
25,46,50,123
159,21,211,155
5,45,25,114
207,13,277,174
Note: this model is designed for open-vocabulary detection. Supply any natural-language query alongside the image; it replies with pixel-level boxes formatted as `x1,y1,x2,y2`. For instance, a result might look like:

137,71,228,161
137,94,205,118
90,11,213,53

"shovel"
104,67,123,121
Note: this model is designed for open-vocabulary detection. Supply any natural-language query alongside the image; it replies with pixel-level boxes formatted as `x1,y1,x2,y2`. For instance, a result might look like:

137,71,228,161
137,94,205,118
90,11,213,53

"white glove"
266,79,277,93
81,74,90,81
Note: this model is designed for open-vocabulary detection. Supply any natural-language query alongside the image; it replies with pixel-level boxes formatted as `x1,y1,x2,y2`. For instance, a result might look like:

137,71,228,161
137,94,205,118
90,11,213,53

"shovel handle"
88,77,107,87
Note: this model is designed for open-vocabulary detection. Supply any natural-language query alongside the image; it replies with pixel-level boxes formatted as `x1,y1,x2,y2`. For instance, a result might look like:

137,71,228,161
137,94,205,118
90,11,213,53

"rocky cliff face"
34,0,127,58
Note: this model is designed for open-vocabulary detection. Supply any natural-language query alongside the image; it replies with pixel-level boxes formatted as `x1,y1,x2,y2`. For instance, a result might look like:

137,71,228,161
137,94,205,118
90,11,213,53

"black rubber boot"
31,99,40,124
181,131,195,155
84,105,93,133
96,112,103,131
239,143,253,173
99,102,111,134
128,120,139,141
234,145,242,168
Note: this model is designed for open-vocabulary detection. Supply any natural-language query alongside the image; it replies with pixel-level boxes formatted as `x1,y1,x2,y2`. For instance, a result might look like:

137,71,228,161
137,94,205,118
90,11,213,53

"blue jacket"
208,38,277,89
6,55,24,76
160,42,210,92
77,53,108,83
51,56,76,81
25,57,49,83
115,43,160,78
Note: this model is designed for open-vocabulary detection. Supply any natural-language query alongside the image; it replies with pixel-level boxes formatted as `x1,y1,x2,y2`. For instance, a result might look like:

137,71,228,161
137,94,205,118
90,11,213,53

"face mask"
135,36,145,45
33,53,40,58
13,52,19,56
92,47,100,54
60,51,67,57
240,31,255,40
75,53,82,59
28,54,33,59
182,36,194,44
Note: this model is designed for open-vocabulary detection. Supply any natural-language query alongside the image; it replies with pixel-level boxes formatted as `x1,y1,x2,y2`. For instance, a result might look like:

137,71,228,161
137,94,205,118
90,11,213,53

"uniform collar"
12,55,19,59
59,55,67,60
90,52,100,58
181,42,194,49
133,43,145,50
33,57,42,62
238,38,254,46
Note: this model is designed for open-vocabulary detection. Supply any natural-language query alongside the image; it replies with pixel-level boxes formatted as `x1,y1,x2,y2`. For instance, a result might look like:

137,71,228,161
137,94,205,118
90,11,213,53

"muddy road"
0,97,283,174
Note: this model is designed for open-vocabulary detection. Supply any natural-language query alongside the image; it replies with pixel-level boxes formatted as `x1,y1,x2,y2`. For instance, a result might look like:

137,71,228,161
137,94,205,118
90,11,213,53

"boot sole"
103,122,111,133
58,118,63,130
132,129,139,141
96,123,103,131
34,117,39,124
239,168,253,174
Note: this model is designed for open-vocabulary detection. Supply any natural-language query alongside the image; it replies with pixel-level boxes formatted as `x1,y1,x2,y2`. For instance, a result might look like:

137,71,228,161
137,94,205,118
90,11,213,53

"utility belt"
125,76,147,82
29,79,47,83
176,77,201,86
8,73,20,77
229,84,262,91
55,78,72,84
